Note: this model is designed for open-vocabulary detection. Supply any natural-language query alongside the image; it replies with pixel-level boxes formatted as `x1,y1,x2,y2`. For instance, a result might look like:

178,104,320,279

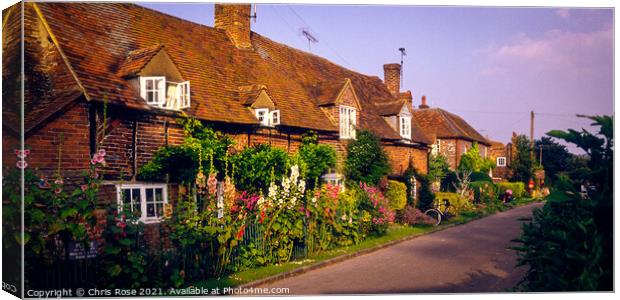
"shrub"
433,192,473,213
231,144,290,194
297,132,337,183
497,182,525,198
470,171,493,183
384,180,407,211
345,130,391,185
399,205,436,226
458,142,495,173
469,181,496,203
440,171,458,192
428,154,450,183
404,167,435,211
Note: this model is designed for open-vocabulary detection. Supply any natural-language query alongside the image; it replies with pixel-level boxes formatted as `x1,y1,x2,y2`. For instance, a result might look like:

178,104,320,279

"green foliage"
357,183,395,237
457,143,495,173
440,171,458,192
297,131,337,182
510,134,534,183
496,182,525,198
433,192,473,213
534,137,571,183
345,130,391,185
384,180,407,211
469,181,496,204
403,167,435,211
139,118,233,183
231,144,290,194
470,171,492,182
515,115,613,291
427,154,450,183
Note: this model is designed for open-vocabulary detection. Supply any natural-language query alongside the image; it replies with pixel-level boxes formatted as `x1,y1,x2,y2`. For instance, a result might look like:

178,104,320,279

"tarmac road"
259,202,543,295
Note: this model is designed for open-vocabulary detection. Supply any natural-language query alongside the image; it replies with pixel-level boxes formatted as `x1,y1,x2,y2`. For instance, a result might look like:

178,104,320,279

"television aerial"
299,27,319,51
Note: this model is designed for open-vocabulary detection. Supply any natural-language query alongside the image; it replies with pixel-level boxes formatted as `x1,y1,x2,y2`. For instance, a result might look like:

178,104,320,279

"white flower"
341,214,347,221
290,165,299,183
299,180,306,194
349,217,353,224
268,182,278,198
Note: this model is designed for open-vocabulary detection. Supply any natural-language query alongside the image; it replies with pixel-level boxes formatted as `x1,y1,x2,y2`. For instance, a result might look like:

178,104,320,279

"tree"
510,134,533,183
458,142,494,173
345,130,390,185
534,137,571,183
428,154,450,184
514,115,613,291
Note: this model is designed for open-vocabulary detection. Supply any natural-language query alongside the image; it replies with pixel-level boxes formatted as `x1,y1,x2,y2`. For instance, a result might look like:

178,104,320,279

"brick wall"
383,143,428,176
383,63,401,97
16,102,91,181
214,4,252,49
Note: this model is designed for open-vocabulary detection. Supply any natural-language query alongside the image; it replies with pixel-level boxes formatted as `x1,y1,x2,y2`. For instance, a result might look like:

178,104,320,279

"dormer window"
140,76,190,110
400,115,411,139
255,108,280,127
339,106,357,139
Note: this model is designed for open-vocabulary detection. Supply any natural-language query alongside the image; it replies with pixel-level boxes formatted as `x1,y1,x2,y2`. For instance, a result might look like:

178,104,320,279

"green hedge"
469,181,496,203
385,180,407,211
434,192,473,213
496,182,526,198
470,172,493,182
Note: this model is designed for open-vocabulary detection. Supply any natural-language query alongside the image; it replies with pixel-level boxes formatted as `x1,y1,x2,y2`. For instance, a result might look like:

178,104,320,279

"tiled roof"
13,2,431,144
375,100,407,116
412,108,490,146
116,44,165,78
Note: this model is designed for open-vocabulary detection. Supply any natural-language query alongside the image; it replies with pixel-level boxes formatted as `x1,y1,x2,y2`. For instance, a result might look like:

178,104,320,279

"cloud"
555,9,571,19
477,26,612,80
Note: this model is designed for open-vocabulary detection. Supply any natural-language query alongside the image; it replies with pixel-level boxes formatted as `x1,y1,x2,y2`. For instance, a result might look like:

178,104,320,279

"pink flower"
98,149,106,157
15,149,30,158
16,160,28,169
54,188,62,194
54,179,63,185
81,184,88,192
207,172,218,195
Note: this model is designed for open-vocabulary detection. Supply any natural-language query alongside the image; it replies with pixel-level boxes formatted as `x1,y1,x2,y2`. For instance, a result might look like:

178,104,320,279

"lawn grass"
195,197,542,289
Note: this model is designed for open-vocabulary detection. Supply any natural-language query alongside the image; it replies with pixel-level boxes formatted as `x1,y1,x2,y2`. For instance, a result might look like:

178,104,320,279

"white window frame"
497,157,506,167
432,139,441,156
116,183,168,224
270,110,280,126
400,115,411,139
140,76,166,106
177,81,191,109
339,105,357,140
255,108,270,126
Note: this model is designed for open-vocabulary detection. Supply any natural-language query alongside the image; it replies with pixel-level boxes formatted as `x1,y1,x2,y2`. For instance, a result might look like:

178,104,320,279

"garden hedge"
469,180,496,203
496,182,526,198
433,192,473,213
385,180,407,211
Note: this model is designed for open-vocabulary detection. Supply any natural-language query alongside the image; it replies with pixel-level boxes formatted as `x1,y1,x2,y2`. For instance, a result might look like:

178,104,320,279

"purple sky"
138,2,613,154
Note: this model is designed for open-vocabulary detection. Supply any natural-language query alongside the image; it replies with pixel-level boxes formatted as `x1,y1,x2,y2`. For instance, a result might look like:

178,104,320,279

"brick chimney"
214,4,252,49
419,95,430,109
383,63,401,97
398,90,413,110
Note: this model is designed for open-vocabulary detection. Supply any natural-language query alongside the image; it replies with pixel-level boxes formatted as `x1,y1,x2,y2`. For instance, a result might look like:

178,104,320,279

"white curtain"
165,84,178,109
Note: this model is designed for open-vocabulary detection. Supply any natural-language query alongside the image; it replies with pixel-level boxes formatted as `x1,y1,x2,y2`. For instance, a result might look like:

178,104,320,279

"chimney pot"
214,4,252,49
383,63,401,97
419,95,429,109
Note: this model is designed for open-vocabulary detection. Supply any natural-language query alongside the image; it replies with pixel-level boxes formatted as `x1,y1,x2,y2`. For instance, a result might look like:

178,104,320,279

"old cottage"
3,3,432,226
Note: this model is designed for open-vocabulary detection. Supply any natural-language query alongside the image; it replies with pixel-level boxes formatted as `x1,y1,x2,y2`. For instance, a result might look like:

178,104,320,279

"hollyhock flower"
54,187,62,194
81,184,88,192
236,225,246,240
15,149,30,158
98,149,106,157
207,172,218,195
16,160,28,169
341,214,347,221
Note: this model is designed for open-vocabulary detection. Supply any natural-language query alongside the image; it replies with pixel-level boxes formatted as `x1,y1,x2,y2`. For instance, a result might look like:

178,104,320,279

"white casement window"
140,76,166,106
497,157,507,167
140,77,190,110
255,109,280,127
116,184,168,223
400,115,411,139
431,139,442,156
339,106,357,139
177,81,190,109
255,108,270,126
270,110,280,126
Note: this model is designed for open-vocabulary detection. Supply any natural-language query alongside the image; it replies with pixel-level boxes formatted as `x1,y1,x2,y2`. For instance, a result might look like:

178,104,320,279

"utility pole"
530,110,535,162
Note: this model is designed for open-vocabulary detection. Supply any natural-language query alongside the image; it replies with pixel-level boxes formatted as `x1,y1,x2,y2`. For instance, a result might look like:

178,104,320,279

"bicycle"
424,198,457,226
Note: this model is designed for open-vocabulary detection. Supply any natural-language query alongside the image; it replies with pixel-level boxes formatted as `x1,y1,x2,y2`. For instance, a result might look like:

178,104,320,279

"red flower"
236,225,246,240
